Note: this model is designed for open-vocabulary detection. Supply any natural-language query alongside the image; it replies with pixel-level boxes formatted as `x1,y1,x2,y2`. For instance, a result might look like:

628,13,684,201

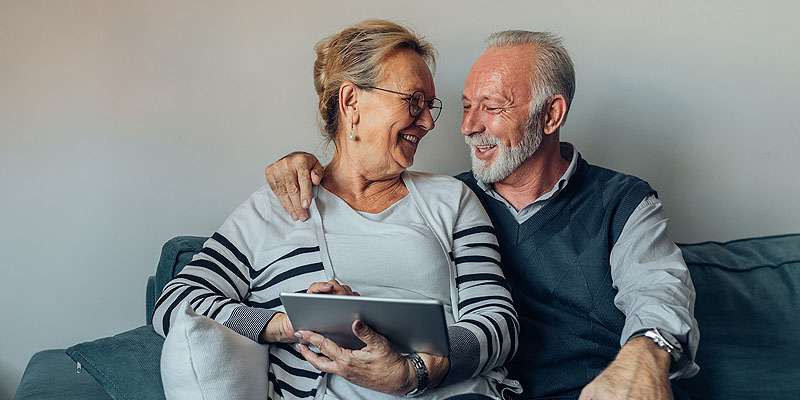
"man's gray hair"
486,31,575,120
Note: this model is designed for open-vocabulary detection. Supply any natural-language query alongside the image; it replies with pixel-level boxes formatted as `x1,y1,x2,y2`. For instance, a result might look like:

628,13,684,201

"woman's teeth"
401,134,419,144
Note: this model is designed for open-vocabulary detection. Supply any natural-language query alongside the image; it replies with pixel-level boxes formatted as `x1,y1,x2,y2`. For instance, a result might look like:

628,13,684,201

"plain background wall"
1,0,798,396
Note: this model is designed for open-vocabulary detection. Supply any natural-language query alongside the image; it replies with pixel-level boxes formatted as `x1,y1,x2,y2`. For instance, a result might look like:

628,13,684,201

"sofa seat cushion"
15,349,111,400
676,234,800,399
66,325,165,400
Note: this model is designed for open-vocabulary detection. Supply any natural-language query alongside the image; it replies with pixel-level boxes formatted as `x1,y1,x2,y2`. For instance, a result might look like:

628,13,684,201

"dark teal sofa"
14,234,800,399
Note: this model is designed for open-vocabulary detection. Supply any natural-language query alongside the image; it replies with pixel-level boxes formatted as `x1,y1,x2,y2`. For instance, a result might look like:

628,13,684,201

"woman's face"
345,49,436,179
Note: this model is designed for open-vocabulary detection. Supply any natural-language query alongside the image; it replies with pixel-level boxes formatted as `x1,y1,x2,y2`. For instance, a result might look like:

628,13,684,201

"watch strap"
404,353,429,397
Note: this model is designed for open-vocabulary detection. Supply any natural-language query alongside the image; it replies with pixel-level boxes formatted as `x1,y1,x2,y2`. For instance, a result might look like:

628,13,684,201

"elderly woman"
153,20,519,400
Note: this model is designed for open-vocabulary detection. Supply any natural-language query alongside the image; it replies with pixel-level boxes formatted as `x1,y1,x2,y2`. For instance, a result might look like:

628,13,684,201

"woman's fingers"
295,343,337,373
327,280,348,294
307,279,357,296
352,320,390,350
327,280,358,295
306,279,361,296
295,331,346,364
307,281,334,294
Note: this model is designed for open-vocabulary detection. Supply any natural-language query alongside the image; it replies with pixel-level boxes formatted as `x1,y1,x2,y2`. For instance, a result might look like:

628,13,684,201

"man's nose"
461,108,484,136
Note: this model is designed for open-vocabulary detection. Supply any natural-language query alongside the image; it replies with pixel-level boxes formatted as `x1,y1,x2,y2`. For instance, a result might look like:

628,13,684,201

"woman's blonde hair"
313,19,436,141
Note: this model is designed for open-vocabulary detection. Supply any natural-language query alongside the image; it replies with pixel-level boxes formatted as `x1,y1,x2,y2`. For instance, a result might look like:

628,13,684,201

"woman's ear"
338,82,360,125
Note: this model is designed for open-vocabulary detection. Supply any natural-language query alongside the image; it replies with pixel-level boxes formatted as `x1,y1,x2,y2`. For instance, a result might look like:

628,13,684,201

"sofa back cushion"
147,236,207,323
676,234,800,399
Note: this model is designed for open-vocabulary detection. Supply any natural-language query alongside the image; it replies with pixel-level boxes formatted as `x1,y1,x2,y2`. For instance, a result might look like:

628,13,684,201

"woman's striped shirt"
153,172,520,399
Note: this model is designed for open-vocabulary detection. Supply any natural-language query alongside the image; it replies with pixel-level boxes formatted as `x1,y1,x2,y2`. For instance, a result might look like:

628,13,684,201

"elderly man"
264,31,699,400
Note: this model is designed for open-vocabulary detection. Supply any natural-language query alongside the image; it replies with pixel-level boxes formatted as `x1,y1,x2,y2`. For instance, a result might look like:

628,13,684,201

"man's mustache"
464,133,500,147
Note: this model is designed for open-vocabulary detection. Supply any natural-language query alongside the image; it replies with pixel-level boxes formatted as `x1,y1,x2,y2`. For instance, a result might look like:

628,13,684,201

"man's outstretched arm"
582,195,699,399
264,151,324,221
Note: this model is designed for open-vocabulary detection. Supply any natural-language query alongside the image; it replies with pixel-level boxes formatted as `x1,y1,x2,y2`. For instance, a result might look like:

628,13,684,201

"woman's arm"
152,189,286,343
443,183,519,385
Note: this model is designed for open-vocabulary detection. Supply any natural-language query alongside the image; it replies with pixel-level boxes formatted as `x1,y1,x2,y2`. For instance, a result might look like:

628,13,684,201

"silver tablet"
280,292,450,356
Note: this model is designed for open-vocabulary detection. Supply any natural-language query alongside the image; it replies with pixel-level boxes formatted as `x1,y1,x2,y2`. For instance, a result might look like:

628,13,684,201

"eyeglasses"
363,86,443,123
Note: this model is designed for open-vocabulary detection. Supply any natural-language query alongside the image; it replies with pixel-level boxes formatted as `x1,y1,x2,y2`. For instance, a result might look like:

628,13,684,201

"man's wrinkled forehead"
464,46,535,98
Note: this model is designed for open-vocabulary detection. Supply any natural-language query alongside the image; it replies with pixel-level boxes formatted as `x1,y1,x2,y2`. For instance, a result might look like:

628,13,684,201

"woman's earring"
348,126,356,141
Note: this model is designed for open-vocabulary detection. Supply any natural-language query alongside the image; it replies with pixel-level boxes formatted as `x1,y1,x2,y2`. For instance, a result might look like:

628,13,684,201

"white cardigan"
154,171,522,399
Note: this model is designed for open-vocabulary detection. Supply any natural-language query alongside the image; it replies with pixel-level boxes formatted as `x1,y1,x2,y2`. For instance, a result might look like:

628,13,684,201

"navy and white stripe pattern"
153,177,518,399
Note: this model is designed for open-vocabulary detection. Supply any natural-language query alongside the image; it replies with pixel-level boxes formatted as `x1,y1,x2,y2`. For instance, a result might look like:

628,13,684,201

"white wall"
1,0,798,396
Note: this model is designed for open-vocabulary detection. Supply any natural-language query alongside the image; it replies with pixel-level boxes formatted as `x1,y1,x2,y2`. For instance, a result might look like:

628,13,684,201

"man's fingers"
297,168,313,214
265,166,277,191
310,161,325,185
273,180,297,220
295,343,336,373
280,173,303,221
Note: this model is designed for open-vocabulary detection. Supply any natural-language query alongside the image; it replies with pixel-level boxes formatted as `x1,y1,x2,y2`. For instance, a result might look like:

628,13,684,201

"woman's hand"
294,320,417,395
264,151,324,221
261,280,357,343
260,312,297,343
307,279,360,296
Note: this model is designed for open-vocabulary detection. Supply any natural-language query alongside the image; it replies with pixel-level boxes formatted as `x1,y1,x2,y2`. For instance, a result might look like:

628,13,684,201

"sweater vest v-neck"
456,155,655,398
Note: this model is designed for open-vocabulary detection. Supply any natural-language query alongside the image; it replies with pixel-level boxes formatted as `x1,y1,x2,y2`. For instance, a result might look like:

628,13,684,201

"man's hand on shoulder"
264,151,324,221
579,336,672,400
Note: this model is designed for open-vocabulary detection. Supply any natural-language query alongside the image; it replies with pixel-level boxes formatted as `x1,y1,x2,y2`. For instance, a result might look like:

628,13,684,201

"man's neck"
493,141,571,211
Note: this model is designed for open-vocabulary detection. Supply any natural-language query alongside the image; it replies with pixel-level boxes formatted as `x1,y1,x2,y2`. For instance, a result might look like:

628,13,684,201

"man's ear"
338,82,360,125
543,94,568,135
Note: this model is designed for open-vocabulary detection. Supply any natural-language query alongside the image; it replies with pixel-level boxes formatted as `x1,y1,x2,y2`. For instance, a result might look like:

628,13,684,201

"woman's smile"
399,132,422,149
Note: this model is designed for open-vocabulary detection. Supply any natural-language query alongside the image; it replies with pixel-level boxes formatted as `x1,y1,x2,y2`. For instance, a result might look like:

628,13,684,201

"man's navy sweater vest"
456,155,656,398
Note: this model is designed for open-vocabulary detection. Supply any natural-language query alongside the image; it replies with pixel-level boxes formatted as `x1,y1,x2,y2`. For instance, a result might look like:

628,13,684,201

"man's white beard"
466,113,544,184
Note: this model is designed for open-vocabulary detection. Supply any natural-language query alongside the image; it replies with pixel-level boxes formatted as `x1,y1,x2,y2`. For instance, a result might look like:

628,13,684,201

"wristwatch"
403,353,430,397
631,328,686,370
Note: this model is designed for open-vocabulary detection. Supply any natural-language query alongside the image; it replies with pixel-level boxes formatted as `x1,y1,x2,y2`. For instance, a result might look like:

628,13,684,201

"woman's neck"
322,154,408,213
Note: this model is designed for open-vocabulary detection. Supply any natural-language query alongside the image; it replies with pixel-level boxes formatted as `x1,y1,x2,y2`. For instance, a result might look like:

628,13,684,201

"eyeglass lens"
409,92,442,122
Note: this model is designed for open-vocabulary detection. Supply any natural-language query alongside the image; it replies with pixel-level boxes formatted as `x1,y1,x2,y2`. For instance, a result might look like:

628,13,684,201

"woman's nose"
414,107,435,131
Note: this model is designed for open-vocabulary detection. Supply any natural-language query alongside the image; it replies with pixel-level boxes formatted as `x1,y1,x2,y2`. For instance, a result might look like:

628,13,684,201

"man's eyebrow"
463,94,505,103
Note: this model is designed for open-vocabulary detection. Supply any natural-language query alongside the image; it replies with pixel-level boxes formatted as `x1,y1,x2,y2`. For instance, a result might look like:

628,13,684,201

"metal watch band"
404,353,429,397
632,328,685,367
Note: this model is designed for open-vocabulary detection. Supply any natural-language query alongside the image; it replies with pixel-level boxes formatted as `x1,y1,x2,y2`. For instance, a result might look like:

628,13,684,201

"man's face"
461,45,544,183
